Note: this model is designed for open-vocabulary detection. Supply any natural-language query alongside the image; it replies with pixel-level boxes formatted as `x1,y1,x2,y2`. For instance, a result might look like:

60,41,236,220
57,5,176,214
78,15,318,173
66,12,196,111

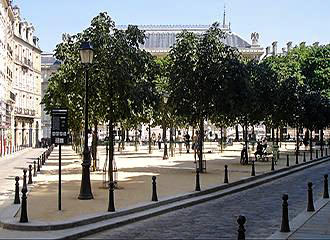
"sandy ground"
18,141,315,222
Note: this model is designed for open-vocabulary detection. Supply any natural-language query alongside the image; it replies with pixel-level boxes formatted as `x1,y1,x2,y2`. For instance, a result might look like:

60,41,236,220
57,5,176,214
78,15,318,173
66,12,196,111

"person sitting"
255,142,263,161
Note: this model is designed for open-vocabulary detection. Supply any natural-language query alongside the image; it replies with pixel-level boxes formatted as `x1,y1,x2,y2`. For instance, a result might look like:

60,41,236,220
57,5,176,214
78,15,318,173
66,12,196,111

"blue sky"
13,0,329,53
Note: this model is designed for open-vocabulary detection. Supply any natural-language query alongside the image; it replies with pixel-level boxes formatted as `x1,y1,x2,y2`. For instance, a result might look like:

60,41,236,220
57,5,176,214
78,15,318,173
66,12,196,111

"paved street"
0,148,45,209
86,158,330,239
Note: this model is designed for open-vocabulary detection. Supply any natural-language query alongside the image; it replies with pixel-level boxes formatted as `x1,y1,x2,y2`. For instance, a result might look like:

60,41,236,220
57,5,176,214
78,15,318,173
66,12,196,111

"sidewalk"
289,201,330,239
6,142,316,222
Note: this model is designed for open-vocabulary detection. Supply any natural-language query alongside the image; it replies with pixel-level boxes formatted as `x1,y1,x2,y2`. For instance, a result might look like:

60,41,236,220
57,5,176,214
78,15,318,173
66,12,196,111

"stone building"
41,53,60,141
0,0,14,156
117,13,263,60
12,6,42,149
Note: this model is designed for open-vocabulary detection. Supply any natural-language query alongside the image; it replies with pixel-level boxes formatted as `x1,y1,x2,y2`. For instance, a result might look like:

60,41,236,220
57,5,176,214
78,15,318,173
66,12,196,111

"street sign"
51,109,68,144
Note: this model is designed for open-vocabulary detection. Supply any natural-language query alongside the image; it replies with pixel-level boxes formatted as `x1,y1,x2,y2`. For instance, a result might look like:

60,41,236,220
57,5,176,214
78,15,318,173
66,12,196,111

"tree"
168,23,243,172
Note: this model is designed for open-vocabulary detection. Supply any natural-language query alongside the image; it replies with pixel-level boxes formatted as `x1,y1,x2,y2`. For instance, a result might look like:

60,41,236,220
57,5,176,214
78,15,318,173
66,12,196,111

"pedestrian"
152,132,156,146
184,131,190,153
177,131,183,154
158,133,162,150
193,131,199,163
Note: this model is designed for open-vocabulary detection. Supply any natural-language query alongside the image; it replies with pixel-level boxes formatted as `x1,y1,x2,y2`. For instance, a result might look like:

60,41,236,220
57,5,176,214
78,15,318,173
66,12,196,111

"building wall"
10,5,42,149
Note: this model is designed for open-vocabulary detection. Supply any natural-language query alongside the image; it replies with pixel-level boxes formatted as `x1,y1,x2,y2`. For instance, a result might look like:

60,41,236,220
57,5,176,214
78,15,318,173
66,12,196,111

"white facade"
11,5,42,149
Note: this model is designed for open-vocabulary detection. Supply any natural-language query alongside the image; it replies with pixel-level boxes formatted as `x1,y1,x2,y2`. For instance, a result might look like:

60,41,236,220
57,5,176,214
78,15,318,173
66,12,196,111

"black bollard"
303,152,306,162
280,194,290,232
19,185,28,223
23,169,27,189
224,165,229,183
316,150,318,159
28,165,33,184
286,155,289,167
307,182,315,212
108,181,115,212
295,151,299,165
324,174,329,199
42,153,45,164
237,215,246,240
310,149,313,161
271,157,275,171
321,148,324,157
195,169,201,191
152,176,158,201
326,148,328,156
251,161,255,177
37,157,40,171
33,161,37,177
14,176,20,204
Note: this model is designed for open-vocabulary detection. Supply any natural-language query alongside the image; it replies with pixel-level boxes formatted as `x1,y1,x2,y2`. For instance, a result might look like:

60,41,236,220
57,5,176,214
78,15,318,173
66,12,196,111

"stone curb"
0,155,329,233
267,198,330,239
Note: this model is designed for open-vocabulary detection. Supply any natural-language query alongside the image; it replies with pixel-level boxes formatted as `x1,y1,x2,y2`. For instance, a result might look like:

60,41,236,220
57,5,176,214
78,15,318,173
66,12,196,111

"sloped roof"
117,24,251,52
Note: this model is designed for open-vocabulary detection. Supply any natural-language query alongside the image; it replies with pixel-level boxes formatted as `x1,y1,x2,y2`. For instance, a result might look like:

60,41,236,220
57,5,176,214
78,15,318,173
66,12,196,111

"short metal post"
286,155,289,167
310,149,313,160
152,176,158,201
303,152,306,162
37,157,41,171
316,150,318,159
280,194,290,232
251,161,255,176
28,165,33,184
224,165,229,183
237,215,246,240
326,148,328,156
19,185,28,223
271,157,275,171
108,181,115,212
23,169,27,189
33,161,37,177
195,169,201,191
324,174,329,199
14,176,20,204
307,182,315,212
295,151,299,164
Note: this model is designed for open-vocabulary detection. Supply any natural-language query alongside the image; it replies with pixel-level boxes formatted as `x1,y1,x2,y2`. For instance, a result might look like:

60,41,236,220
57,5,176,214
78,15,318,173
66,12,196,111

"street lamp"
163,95,168,160
78,41,94,200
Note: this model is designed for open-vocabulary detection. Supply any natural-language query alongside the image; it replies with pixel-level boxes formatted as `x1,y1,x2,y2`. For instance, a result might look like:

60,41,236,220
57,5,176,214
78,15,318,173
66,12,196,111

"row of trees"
43,13,330,173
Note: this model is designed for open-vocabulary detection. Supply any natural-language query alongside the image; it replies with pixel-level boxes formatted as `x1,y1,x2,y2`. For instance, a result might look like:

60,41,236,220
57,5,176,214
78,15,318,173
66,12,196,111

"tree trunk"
276,128,279,145
121,127,125,150
108,117,114,186
310,129,313,157
170,127,174,157
134,129,138,152
198,118,204,173
235,125,239,141
296,125,299,153
320,129,324,153
162,123,168,159
220,127,223,153
125,129,129,142
272,128,275,143
92,122,98,171
148,123,152,154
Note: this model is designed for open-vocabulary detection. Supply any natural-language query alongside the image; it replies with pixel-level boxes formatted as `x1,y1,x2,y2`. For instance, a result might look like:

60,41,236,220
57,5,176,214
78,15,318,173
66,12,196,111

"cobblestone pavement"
86,159,330,239
0,148,45,208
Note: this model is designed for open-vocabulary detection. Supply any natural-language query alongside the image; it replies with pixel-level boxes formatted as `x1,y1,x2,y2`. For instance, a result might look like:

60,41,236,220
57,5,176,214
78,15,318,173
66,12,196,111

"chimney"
287,41,292,52
272,41,278,56
266,46,270,56
313,42,319,47
282,47,286,54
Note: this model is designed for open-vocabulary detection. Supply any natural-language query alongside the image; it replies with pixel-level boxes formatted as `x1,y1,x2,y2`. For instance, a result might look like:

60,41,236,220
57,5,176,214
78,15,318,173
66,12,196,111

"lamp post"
78,41,94,200
163,95,168,160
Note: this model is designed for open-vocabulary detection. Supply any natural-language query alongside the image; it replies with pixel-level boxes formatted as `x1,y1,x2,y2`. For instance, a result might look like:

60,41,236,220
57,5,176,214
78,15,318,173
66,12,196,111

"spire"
223,4,226,28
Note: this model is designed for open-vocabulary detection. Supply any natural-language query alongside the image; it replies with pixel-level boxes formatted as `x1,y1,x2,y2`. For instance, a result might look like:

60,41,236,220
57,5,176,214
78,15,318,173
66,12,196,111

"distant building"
41,53,60,140
12,5,42,149
117,12,263,60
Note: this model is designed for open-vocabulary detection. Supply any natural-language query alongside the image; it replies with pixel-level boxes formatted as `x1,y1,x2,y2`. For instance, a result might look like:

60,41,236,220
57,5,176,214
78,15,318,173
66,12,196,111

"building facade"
0,0,14,156
12,6,42,149
41,53,60,141
117,16,264,60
